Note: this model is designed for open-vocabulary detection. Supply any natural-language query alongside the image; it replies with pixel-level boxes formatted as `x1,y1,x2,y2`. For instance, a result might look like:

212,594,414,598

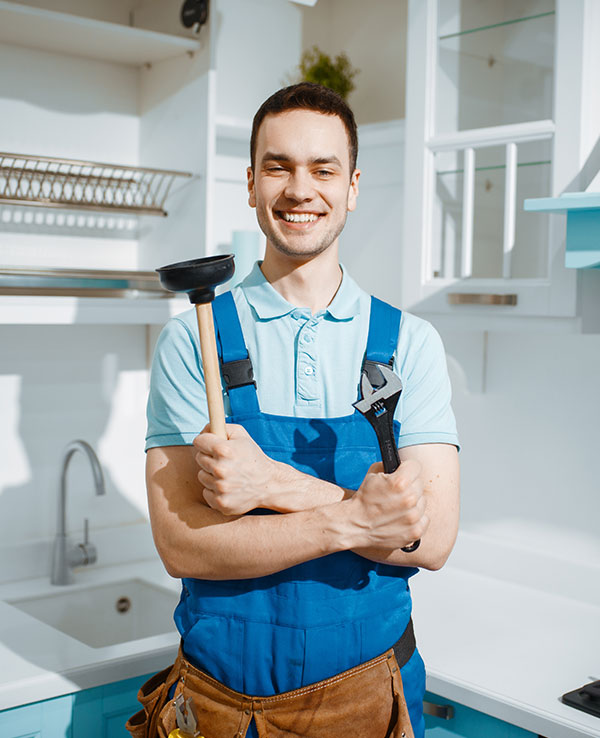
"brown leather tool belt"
127,620,416,738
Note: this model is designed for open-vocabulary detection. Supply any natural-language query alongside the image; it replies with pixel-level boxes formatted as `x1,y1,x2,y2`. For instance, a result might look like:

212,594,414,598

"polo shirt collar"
241,261,361,321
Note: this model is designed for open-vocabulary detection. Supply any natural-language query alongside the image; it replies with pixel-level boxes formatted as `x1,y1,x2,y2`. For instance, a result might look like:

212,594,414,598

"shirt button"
304,366,315,375
302,334,312,343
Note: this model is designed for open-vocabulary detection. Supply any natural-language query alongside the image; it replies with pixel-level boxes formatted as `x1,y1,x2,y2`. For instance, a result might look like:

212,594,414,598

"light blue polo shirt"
146,262,459,451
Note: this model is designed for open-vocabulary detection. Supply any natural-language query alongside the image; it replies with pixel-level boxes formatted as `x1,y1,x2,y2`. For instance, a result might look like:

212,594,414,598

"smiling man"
136,84,460,738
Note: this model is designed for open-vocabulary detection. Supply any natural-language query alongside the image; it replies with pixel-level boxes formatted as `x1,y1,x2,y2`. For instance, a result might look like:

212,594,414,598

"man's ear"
347,169,360,212
247,166,256,208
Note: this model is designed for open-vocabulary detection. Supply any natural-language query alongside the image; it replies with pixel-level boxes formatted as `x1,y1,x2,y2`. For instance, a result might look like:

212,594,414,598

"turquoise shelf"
524,192,600,269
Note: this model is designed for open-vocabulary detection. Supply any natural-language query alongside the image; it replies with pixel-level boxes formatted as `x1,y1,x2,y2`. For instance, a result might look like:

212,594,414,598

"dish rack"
0,152,193,216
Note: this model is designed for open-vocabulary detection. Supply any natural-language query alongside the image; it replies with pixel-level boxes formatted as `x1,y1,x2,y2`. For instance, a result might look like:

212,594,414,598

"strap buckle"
221,358,255,390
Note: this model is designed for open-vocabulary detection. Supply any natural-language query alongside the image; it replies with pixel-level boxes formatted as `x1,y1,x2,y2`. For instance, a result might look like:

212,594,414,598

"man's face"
247,109,359,260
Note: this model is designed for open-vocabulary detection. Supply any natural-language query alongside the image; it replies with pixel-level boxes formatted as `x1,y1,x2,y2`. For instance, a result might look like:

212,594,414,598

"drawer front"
424,693,539,738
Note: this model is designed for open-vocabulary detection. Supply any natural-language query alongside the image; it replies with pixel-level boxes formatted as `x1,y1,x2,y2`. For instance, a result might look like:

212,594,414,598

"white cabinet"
402,0,600,325
0,0,306,323
0,0,212,323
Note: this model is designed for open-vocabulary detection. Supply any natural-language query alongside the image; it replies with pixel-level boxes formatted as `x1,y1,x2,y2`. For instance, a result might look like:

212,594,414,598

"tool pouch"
125,663,178,738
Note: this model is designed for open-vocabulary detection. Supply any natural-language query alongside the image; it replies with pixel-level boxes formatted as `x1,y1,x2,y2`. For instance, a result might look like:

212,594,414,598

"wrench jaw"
353,365,403,474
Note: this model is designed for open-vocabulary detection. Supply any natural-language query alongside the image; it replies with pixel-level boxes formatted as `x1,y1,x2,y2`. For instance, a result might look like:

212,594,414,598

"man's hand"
346,459,430,551
193,423,281,515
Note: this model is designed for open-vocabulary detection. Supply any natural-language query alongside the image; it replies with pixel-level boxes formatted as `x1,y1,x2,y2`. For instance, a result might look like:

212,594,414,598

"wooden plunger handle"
195,303,227,439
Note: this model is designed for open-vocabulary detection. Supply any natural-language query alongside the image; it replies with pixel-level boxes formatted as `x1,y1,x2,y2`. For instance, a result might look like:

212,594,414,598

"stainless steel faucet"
51,440,106,585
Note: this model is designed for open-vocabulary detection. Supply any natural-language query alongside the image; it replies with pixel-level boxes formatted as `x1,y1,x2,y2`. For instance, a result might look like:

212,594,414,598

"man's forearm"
265,460,351,511
267,451,459,572
160,500,360,580
253,463,439,570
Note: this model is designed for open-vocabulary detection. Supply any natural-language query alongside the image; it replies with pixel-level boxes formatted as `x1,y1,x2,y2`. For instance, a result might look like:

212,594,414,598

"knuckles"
403,508,422,527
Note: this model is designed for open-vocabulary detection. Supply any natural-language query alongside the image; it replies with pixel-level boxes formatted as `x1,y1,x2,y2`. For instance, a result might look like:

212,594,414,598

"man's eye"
267,166,286,172
317,170,333,178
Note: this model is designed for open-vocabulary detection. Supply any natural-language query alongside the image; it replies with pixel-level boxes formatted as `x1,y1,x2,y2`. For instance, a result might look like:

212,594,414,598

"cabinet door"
0,695,72,738
424,693,538,737
71,672,154,738
402,0,600,320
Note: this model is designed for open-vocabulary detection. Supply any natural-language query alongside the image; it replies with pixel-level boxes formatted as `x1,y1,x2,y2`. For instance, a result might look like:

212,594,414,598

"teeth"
282,212,319,223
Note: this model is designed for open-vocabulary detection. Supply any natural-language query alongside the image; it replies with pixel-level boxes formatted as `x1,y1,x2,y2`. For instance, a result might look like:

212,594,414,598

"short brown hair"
250,82,358,173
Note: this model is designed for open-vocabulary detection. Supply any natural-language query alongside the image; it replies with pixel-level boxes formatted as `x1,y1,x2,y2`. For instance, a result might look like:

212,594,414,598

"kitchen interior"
0,0,599,736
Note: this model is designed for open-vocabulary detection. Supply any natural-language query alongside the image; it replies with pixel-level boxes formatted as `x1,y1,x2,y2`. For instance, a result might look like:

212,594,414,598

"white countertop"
411,532,600,738
0,560,180,711
0,534,599,738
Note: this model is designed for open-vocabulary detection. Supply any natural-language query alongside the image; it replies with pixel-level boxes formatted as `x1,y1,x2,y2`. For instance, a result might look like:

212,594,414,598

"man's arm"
352,443,459,571
192,424,458,571
146,442,429,580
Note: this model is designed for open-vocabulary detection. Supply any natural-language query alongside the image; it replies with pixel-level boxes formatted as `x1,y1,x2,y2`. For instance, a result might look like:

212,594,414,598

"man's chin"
268,238,333,260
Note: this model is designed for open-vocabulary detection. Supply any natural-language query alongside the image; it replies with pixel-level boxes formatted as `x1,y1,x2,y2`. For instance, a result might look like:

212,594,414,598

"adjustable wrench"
353,364,420,553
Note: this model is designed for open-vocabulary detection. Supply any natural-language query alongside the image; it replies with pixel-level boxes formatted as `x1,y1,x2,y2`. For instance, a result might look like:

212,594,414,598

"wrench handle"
369,411,420,552
380,433,401,475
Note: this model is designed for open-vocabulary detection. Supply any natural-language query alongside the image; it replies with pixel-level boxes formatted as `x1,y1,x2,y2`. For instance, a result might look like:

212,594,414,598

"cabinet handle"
448,293,518,306
423,701,455,720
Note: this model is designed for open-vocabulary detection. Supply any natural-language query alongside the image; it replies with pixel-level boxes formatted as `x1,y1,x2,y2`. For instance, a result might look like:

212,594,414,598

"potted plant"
297,46,359,99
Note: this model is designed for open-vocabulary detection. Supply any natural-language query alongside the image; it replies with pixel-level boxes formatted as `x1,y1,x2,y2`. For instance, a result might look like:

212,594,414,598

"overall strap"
362,296,402,387
212,291,260,416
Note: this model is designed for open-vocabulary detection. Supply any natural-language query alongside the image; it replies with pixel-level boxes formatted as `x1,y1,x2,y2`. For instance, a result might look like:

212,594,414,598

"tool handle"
381,435,401,474
370,411,420,552
379,438,420,552
195,303,227,439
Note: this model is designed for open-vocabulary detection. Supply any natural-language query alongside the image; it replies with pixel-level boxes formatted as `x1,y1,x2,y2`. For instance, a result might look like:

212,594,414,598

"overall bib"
174,292,426,737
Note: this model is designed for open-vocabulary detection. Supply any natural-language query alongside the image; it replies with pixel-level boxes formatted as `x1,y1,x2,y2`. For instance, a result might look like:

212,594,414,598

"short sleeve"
145,312,209,450
394,313,460,450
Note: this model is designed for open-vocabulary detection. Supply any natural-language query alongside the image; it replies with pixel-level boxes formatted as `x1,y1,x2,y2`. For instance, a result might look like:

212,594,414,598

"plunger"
157,255,235,439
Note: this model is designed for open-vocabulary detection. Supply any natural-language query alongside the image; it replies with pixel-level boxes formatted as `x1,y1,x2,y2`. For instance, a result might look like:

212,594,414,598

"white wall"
442,328,600,565
215,0,304,121
0,324,151,580
301,0,408,125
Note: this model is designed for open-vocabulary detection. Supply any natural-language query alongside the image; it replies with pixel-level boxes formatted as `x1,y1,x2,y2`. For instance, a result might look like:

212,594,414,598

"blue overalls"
174,292,426,737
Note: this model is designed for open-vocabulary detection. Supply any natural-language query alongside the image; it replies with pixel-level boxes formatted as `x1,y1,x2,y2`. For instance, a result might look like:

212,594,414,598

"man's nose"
283,170,314,202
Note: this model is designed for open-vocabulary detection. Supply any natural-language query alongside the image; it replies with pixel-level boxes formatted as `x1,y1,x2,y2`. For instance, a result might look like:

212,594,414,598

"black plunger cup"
157,255,235,438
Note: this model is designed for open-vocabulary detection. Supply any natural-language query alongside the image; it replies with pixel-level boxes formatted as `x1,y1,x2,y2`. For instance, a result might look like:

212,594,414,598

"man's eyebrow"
261,152,291,163
261,152,343,167
311,155,343,167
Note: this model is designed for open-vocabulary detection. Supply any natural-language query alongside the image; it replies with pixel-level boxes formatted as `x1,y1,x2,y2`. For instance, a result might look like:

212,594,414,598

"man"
137,83,459,738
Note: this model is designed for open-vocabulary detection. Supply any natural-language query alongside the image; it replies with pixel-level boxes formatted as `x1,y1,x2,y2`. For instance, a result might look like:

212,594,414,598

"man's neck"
260,245,343,315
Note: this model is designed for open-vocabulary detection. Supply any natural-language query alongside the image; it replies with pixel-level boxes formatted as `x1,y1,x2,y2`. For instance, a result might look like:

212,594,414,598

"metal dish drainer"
0,152,193,216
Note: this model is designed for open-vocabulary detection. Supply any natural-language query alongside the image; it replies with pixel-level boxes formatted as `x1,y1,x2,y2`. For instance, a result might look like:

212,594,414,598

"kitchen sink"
8,579,180,648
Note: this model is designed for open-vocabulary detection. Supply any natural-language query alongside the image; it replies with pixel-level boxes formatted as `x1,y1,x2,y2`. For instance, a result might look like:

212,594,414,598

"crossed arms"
146,423,459,580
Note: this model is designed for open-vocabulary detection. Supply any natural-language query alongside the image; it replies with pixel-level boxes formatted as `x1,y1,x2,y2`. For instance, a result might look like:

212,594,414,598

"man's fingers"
226,423,250,440
197,466,218,490
193,432,231,460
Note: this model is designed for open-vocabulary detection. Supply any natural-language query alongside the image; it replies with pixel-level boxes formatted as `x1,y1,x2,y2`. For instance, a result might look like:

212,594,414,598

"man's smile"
275,210,325,227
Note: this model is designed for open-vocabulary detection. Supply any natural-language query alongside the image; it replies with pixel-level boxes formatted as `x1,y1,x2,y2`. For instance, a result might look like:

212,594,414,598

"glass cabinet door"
429,0,555,284
432,139,552,281
435,2,555,135
403,0,594,318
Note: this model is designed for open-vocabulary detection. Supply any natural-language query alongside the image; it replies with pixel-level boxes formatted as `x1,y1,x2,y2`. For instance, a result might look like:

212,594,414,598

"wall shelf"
0,1,201,66
524,192,600,269
0,266,167,296
0,153,193,217
0,294,189,325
